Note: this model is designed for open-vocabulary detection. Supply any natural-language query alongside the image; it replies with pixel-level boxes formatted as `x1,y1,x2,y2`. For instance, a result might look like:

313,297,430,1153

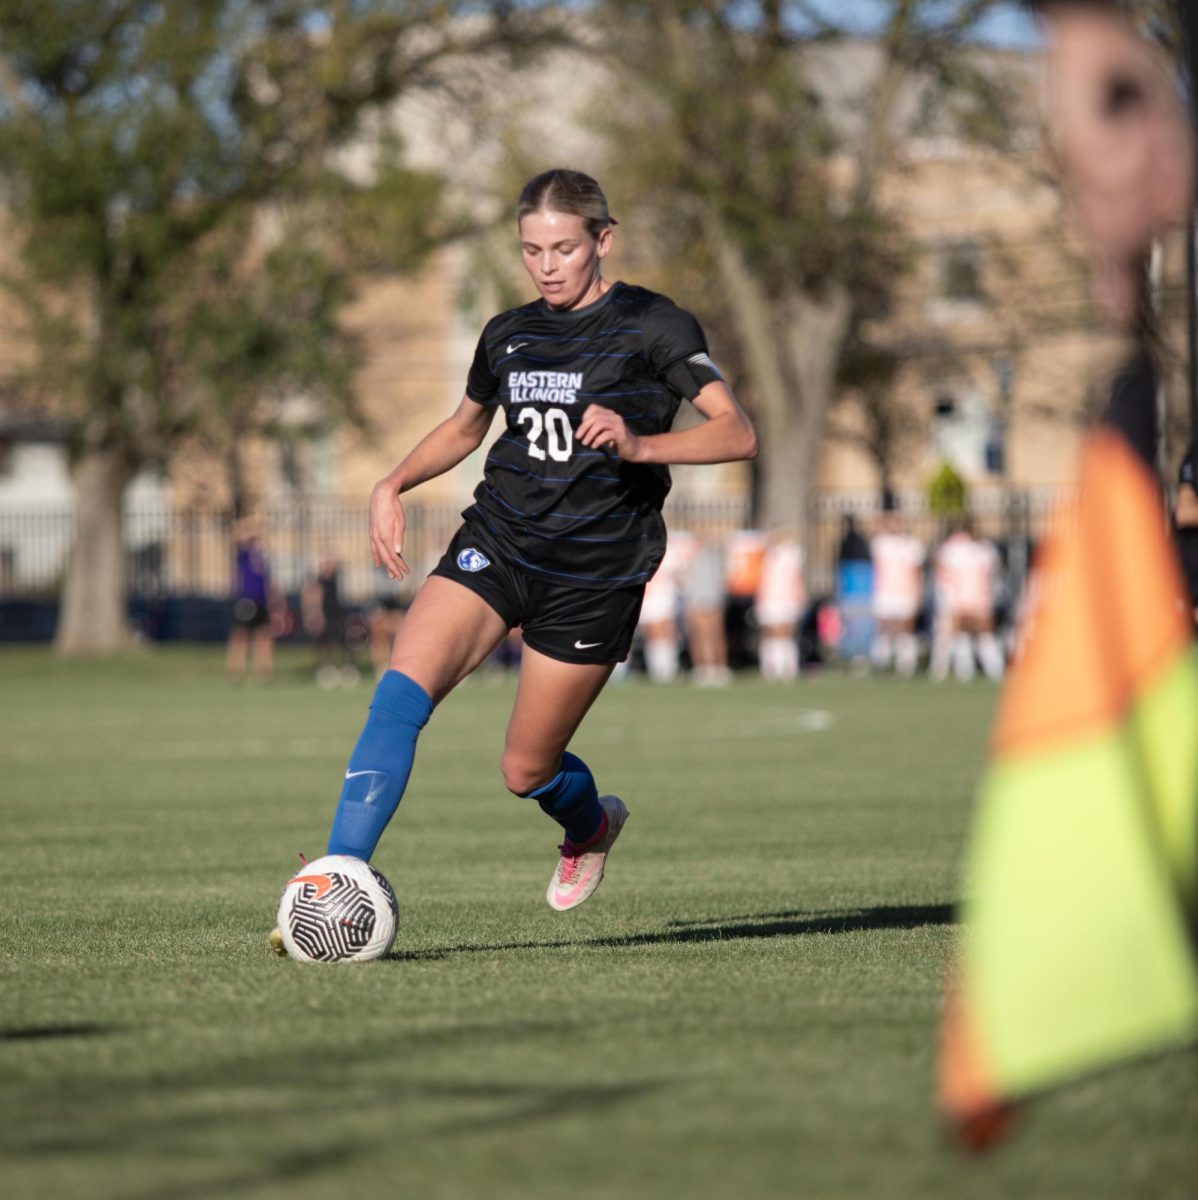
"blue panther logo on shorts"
457,547,491,573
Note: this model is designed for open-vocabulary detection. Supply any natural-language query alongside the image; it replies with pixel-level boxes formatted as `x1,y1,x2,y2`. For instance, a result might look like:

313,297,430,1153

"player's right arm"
369,394,496,580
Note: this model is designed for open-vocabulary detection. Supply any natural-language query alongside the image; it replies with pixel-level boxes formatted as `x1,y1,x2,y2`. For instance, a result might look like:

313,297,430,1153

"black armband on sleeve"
644,298,723,399
662,351,724,401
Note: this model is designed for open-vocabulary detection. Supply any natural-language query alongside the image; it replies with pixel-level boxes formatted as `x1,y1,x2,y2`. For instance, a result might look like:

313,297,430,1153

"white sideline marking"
0,737,351,763
0,711,834,764
584,709,834,743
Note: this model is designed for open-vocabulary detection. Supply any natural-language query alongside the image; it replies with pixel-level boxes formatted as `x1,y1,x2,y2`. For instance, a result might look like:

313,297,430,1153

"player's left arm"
576,381,757,465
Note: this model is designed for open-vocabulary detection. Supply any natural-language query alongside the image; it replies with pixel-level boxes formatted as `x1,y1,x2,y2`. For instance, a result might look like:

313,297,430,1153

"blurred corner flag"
937,412,1198,1150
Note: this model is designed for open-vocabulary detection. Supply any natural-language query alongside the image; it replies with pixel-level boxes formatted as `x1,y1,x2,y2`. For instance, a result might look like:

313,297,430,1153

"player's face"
518,209,611,310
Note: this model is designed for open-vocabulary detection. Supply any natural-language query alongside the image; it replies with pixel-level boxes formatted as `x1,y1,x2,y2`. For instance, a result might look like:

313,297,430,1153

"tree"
825,336,922,498
0,0,558,653
596,0,1020,549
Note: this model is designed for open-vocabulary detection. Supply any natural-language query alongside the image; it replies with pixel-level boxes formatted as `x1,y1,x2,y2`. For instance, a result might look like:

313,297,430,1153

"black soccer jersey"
462,282,722,589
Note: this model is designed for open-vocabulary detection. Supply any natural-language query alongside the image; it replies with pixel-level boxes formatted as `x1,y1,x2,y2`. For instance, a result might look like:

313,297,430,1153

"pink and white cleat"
546,795,629,912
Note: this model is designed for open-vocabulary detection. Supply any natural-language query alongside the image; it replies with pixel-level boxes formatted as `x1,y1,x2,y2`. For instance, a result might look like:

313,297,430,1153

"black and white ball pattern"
276,855,398,963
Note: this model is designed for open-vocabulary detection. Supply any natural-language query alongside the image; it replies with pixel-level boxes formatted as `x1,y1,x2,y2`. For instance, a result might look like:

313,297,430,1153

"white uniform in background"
755,537,805,681
682,537,730,686
638,531,695,683
931,531,1004,682
870,529,925,677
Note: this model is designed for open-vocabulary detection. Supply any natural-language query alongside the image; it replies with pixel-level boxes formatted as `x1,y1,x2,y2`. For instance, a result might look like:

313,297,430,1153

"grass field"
1,647,1194,1200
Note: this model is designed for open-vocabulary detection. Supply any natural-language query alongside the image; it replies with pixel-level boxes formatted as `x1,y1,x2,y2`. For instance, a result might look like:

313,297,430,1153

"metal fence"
0,486,1065,608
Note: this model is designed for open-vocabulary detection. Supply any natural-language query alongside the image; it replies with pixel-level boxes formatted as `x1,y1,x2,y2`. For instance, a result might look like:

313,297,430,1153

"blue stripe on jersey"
496,350,637,367
482,484,640,521
474,508,646,545
486,458,625,484
495,434,609,458
484,329,641,348
574,389,663,397
508,553,651,584
523,530,649,544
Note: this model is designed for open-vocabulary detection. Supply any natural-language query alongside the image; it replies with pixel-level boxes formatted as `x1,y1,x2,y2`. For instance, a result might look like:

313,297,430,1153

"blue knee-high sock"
326,670,433,860
524,751,604,846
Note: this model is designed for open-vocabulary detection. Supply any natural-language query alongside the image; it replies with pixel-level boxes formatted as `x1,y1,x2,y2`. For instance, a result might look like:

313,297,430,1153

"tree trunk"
704,210,854,572
54,447,137,656
772,284,852,558
756,402,828,586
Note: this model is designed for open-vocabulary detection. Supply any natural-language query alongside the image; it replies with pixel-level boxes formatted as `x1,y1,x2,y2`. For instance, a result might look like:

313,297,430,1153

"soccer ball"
276,855,398,963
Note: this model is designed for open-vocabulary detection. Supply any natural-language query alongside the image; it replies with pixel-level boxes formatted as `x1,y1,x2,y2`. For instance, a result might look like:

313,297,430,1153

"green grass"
0,647,1193,1200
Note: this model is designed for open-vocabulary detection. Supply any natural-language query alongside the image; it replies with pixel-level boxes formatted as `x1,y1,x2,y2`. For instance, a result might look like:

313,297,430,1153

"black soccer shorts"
430,519,645,665
232,597,269,629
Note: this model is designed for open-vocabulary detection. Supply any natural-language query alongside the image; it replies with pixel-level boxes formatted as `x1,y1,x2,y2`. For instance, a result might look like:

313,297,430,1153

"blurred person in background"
870,506,925,678
836,513,873,666
226,516,277,682
682,533,731,686
302,554,359,688
961,523,1005,683
931,519,1004,683
755,528,805,682
724,528,766,670
366,587,407,681
637,529,694,683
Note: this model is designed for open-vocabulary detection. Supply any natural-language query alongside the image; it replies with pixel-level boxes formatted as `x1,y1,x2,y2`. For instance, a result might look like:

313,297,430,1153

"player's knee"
501,750,554,797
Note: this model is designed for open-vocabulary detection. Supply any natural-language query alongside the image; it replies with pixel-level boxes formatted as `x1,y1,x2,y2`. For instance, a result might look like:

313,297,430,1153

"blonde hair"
517,169,615,239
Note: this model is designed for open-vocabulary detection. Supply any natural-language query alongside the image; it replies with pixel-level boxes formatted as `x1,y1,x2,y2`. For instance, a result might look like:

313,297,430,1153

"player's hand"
369,477,410,580
577,404,642,462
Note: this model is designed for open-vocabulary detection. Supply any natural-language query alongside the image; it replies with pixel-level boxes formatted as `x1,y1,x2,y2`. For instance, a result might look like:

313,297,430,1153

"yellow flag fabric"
938,428,1198,1147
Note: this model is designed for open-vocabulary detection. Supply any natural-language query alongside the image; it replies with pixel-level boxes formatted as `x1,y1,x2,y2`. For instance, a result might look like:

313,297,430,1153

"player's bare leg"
387,576,509,701
951,614,977,682
252,623,274,681
686,606,730,686
502,647,629,910
969,615,1004,682
642,619,680,683
894,616,919,680
226,625,248,681
871,617,894,672
759,621,799,681
502,647,612,790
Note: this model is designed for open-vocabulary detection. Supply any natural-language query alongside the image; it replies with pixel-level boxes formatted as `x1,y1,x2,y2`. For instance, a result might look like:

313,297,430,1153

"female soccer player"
311,169,755,917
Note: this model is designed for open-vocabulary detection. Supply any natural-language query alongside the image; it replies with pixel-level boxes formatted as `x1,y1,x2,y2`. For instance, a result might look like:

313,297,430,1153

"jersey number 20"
517,407,573,463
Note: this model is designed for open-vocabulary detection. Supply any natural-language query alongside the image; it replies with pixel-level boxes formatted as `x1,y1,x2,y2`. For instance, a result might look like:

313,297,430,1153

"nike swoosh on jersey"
574,640,603,649
506,342,529,354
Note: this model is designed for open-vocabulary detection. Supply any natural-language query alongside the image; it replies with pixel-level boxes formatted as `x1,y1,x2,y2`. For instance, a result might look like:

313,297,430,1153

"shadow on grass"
5,1013,665,1161
122,1142,366,1200
11,1076,664,1167
0,1023,118,1041
112,1080,662,1200
390,902,956,963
